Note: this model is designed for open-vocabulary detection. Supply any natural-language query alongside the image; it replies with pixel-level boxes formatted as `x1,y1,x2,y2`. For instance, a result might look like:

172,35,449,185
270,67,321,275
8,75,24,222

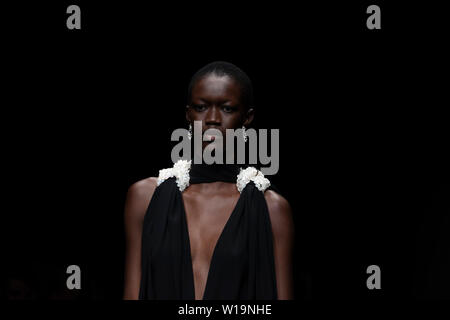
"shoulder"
124,177,158,222
127,177,158,199
264,190,294,238
264,190,291,214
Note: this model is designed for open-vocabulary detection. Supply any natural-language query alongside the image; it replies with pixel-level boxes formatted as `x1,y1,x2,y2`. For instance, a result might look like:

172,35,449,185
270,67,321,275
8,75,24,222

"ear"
243,107,255,127
185,105,191,123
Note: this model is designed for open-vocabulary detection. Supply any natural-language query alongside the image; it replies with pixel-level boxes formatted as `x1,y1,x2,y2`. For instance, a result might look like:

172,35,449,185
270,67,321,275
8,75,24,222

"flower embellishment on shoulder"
236,166,271,193
157,161,270,193
157,159,192,192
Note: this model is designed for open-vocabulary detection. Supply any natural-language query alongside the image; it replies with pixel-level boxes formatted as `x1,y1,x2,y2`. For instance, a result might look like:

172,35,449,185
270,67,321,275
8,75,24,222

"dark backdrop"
2,1,449,300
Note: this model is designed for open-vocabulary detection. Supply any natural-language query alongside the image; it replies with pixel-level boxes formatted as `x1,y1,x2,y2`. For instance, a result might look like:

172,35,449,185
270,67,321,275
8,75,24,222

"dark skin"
123,74,294,300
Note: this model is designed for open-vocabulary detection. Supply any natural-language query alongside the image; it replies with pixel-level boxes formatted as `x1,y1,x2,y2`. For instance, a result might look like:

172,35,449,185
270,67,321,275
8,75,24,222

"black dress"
139,162,278,300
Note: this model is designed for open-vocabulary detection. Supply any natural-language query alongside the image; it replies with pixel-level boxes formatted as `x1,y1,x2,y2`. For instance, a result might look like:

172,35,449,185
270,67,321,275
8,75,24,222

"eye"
222,106,237,113
192,104,207,112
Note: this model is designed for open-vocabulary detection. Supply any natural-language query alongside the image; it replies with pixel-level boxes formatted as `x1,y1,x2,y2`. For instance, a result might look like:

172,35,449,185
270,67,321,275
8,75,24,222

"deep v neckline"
139,161,278,300
181,186,243,300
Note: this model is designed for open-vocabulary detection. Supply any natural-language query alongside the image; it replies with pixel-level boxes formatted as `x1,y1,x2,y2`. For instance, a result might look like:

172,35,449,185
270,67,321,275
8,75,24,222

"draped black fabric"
139,163,278,300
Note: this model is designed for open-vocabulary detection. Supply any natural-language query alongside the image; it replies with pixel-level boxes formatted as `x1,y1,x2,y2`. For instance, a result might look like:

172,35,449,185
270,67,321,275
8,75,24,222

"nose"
205,106,221,127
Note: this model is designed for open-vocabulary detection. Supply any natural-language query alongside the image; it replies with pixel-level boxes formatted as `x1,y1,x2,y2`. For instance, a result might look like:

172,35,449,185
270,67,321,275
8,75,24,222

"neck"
189,161,240,185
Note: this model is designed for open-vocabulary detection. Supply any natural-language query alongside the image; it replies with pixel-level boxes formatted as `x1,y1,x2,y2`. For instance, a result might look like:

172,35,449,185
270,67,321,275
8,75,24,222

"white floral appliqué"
157,159,192,192
157,161,270,193
236,167,271,193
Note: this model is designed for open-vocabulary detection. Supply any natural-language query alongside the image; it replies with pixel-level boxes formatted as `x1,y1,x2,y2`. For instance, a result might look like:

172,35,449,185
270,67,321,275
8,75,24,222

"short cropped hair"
187,61,254,109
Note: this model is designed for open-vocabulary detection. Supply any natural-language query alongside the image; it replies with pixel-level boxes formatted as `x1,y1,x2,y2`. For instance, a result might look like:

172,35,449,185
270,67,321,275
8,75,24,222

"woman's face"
186,74,254,141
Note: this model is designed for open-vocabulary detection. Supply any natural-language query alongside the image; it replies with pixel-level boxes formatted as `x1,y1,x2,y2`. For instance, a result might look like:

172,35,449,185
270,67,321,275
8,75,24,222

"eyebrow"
199,98,232,104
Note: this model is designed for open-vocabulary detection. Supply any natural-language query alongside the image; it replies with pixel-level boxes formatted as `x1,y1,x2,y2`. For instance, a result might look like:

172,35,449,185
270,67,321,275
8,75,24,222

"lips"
203,128,222,142
204,133,220,142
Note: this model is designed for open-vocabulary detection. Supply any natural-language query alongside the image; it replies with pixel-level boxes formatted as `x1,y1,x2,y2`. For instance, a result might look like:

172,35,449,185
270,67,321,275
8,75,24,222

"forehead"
191,74,242,103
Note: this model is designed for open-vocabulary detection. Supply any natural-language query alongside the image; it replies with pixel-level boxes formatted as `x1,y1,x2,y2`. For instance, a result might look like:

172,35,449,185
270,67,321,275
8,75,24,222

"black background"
2,0,449,302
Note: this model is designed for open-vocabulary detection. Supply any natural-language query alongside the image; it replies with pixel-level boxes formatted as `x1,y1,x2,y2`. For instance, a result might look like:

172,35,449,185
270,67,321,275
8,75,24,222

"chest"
181,187,240,261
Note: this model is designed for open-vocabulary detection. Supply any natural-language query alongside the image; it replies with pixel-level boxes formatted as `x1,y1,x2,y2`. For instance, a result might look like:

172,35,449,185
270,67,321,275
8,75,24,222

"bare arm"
123,177,157,300
265,190,295,300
